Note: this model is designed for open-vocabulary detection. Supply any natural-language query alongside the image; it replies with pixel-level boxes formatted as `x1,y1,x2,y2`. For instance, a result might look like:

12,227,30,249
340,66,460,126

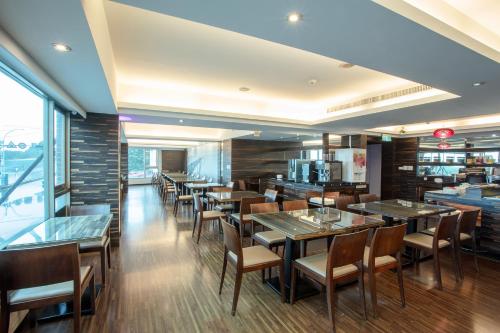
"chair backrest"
221,220,243,269
324,191,340,199
250,202,279,214
264,189,278,203
459,209,480,236
240,196,266,217
70,204,111,216
327,229,368,273
237,180,246,191
359,194,379,203
193,193,203,214
335,196,356,211
213,187,231,193
435,213,459,242
369,224,407,259
283,200,308,211
226,181,235,189
0,243,80,293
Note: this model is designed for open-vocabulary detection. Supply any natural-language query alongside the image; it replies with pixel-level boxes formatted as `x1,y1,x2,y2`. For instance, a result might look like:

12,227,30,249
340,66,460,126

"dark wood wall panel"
120,143,128,193
70,112,121,246
381,142,394,200
230,139,301,181
162,150,186,172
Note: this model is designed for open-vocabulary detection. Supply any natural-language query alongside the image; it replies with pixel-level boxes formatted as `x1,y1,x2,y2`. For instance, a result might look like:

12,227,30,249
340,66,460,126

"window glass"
0,69,45,224
54,109,66,187
128,147,159,179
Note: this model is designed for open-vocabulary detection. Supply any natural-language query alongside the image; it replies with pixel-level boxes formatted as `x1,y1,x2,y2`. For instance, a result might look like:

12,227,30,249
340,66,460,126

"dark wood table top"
250,207,384,241
348,199,456,219
206,191,262,203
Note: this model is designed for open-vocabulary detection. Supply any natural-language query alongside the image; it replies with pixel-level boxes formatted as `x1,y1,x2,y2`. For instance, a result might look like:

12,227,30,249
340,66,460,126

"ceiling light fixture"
239,86,250,92
433,128,455,139
287,12,302,23
339,63,354,69
253,130,262,137
308,79,318,86
437,141,451,150
52,43,72,52
492,134,497,137
472,82,485,87
179,119,184,123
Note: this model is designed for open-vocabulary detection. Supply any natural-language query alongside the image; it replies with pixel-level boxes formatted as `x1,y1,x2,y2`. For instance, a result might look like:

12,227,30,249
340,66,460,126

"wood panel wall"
70,112,121,246
162,150,186,172
120,143,128,193
230,139,301,181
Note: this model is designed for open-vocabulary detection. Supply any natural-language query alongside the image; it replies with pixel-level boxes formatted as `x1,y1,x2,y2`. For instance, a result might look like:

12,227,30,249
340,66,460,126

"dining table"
249,207,384,302
206,191,263,204
184,182,224,195
1,214,112,319
163,174,207,194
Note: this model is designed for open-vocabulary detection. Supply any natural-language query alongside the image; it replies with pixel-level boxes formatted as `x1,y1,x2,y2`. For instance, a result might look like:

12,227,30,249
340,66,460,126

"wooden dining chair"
229,196,266,245
237,179,246,191
359,194,379,203
404,214,461,289
213,187,234,213
290,229,369,332
0,243,95,333
282,199,308,211
173,184,193,217
263,189,278,203
219,220,285,315
456,209,480,276
70,204,112,287
192,193,226,244
364,223,407,317
335,196,356,212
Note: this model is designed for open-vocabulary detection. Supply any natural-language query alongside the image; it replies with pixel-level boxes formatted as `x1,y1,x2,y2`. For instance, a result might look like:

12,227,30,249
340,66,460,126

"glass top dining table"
2,214,113,249
250,207,384,241
206,191,263,203
347,199,455,220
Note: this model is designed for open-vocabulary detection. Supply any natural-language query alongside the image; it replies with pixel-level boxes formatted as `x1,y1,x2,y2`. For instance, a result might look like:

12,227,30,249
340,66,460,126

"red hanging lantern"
437,141,450,149
433,128,455,139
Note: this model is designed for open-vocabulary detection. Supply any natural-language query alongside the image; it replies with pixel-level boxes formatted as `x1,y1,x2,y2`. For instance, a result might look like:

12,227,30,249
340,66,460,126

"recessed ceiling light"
179,119,184,123
339,63,354,69
287,12,302,23
308,79,318,86
52,43,72,52
472,82,485,87
239,87,250,92
492,134,497,137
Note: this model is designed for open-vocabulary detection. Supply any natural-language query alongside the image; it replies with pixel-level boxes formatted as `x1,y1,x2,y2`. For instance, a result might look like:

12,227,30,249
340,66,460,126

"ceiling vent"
327,84,433,113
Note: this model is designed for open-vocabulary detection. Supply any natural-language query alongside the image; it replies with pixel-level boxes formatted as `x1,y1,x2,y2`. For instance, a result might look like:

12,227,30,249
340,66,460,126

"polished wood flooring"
17,185,500,333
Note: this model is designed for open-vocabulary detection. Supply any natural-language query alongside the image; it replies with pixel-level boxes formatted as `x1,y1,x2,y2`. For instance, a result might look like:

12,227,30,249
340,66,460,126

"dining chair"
70,204,112,287
226,181,235,190
404,214,461,289
192,193,226,244
359,194,379,203
219,221,285,315
173,184,193,217
282,199,308,211
237,179,246,191
290,229,369,332
263,189,278,203
364,223,407,317
0,243,95,333
213,186,234,213
229,196,266,245
335,196,356,212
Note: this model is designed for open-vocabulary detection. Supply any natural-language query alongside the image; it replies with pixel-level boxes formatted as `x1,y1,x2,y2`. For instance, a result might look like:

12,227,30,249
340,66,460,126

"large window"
0,67,45,224
129,147,158,179
54,109,67,189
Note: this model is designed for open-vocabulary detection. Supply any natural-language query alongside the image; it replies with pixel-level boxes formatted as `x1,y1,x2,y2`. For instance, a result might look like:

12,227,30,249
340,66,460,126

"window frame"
53,107,70,195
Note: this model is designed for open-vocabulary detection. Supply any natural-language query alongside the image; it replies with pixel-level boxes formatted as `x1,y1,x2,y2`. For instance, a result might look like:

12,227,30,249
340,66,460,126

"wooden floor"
17,185,500,333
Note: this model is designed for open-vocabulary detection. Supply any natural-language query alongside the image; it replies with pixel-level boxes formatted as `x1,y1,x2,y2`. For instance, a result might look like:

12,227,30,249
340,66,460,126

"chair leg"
261,269,266,284
73,295,81,333
290,264,297,305
192,214,198,237
279,262,286,303
197,218,203,244
472,234,479,273
219,251,228,294
396,255,405,307
231,270,243,316
433,249,443,290
1,306,10,333
450,242,461,282
358,268,367,320
368,268,378,318
326,279,336,332
100,248,107,287
107,243,112,269
89,274,96,314
174,201,178,217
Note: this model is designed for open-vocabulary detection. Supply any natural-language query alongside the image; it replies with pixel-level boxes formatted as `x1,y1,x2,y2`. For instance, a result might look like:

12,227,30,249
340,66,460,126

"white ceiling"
0,0,499,142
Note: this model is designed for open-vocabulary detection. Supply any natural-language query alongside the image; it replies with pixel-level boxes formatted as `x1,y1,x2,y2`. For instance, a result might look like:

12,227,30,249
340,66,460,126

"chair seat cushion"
215,204,234,212
363,246,397,268
201,211,226,219
253,230,286,245
403,233,450,249
8,266,91,305
80,236,108,249
309,197,335,206
295,252,358,279
228,245,281,268
229,213,252,223
459,232,472,241
178,195,193,201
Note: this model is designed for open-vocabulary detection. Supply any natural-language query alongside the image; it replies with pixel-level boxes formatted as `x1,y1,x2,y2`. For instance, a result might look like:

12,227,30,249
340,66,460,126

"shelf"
417,162,500,167
419,147,500,153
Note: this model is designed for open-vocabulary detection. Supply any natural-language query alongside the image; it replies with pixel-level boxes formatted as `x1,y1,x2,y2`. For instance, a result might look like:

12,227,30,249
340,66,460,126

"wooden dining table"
250,207,384,302
1,214,112,319
206,191,263,204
